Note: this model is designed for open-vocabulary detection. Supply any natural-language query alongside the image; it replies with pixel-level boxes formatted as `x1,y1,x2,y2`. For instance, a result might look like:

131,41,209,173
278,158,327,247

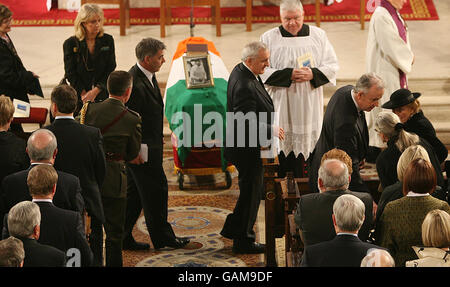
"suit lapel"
133,65,163,105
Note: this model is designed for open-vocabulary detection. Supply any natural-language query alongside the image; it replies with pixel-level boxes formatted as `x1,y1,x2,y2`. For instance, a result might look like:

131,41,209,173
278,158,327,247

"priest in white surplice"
260,0,338,178
365,0,414,152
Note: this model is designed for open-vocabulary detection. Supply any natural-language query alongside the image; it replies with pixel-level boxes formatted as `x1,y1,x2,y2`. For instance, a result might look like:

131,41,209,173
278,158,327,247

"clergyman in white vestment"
260,0,338,177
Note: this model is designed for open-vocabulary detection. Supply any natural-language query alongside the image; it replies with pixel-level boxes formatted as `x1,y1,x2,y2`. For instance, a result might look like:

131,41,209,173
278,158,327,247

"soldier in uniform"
80,70,142,267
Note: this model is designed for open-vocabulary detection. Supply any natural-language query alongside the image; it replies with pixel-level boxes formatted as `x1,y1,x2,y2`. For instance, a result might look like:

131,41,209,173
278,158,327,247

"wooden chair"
246,0,366,31
160,0,221,38
81,0,130,36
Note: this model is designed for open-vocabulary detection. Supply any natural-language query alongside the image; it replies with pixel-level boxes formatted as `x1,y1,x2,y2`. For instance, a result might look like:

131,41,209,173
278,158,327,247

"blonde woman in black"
63,3,116,115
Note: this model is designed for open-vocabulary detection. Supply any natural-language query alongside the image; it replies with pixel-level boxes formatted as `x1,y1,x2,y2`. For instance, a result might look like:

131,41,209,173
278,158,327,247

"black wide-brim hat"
382,88,421,109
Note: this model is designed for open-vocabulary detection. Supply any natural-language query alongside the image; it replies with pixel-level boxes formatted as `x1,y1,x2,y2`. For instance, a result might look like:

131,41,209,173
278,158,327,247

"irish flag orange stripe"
172,37,220,60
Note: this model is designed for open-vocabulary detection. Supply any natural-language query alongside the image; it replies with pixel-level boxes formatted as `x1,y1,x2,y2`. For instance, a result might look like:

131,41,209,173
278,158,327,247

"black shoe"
122,238,150,251
232,242,266,254
154,237,190,249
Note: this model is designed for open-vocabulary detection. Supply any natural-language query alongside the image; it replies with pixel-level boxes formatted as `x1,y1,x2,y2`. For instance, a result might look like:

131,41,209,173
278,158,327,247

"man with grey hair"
260,0,338,179
0,129,84,232
294,158,374,247
308,73,384,193
125,37,189,250
221,41,284,254
0,236,25,267
5,201,65,267
300,194,381,267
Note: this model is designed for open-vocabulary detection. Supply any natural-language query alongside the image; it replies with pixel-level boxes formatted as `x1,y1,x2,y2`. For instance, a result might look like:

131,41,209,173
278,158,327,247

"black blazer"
376,137,444,189
128,64,164,165
0,165,85,217
300,234,381,267
405,111,448,163
19,237,66,267
63,34,116,110
309,85,369,193
0,34,40,102
294,189,374,246
224,63,274,162
45,119,106,223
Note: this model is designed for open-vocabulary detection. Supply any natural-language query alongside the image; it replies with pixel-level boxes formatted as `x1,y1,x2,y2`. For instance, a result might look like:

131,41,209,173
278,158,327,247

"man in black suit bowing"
124,37,189,250
300,194,382,267
308,73,384,193
220,42,284,254
45,84,106,262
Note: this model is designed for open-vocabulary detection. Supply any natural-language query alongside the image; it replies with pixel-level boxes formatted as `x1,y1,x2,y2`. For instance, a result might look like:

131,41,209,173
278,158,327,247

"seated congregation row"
295,148,450,267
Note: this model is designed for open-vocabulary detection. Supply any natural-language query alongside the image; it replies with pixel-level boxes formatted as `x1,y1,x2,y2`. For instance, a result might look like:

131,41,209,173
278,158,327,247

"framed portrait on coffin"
183,54,214,89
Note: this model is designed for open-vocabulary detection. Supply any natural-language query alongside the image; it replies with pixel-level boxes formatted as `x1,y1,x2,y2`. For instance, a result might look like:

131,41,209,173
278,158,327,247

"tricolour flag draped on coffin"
164,37,231,174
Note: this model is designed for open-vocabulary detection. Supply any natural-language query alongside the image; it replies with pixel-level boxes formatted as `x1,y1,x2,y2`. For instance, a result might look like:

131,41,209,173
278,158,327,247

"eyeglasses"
85,18,101,25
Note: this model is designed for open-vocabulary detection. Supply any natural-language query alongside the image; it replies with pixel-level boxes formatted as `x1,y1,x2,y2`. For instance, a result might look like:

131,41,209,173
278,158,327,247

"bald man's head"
318,159,350,191
26,129,58,162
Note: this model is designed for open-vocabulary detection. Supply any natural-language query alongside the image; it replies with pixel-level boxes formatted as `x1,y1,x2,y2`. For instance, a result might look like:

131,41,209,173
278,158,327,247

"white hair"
361,248,395,267
333,194,365,232
8,201,41,238
280,0,303,13
241,41,268,62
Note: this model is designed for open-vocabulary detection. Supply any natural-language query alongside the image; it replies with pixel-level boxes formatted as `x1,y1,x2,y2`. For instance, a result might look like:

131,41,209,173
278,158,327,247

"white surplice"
365,6,414,148
260,26,339,160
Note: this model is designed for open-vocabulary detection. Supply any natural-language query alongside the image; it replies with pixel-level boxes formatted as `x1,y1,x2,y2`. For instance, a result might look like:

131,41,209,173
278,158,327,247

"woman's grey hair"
241,41,268,62
354,72,384,94
8,201,41,238
27,129,58,161
375,111,419,152
361,248,395,267
333,194,365,232
135,38,166,62
397,145,430,182
318,159,349,190
280,0,303,13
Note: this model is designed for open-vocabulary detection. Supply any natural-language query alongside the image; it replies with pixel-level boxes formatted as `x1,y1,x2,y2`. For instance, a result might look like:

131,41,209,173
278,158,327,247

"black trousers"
220,155,263,242
91,196,127,267
124,162,175,247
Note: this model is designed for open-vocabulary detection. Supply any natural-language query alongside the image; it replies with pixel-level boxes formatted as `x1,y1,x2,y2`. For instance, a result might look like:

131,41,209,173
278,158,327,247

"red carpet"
2,0,439,26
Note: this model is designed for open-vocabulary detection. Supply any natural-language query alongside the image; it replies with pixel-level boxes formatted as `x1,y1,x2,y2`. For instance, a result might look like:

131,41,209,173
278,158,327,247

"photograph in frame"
183,54,214,89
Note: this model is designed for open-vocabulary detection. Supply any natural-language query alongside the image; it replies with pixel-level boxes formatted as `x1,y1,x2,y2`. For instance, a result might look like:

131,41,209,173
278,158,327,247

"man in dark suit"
81,70,142,266
7,201,66,267
1,128,84,221
2,165,92,266
300,194,382,267
220,42,284,254
124,37,189,250
45,84,106,259
294,158,374,247
308,73,384,193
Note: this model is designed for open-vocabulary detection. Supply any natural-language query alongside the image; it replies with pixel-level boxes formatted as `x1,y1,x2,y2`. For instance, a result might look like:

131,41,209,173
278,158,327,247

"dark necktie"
257,76,265,87
151,75,158,90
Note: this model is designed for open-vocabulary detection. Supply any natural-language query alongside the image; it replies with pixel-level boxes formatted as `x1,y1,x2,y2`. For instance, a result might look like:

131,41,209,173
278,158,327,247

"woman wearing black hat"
374,111,444,189
382,88,448,164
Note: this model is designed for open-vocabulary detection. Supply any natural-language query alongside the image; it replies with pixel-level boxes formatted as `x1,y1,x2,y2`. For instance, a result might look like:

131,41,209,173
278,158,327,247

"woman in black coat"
374,111,444,189
0,4,41,104
382,88,448,164
63,3,116,115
